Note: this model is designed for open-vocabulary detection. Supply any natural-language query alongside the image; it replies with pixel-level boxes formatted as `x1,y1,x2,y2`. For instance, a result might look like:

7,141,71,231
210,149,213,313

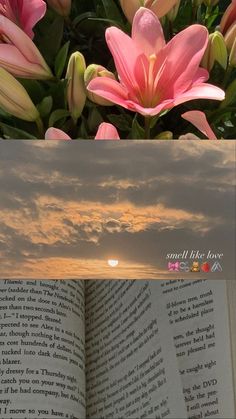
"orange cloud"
0,195,215,248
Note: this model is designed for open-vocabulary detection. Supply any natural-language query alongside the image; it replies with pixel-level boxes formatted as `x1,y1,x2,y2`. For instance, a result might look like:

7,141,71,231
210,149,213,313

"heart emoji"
201,262,211,273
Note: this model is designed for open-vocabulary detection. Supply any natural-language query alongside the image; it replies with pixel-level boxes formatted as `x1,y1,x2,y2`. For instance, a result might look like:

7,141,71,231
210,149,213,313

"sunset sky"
0,141,235,279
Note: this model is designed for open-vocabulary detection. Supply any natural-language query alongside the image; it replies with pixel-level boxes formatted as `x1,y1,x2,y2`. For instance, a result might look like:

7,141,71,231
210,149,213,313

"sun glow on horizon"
107,259,119,268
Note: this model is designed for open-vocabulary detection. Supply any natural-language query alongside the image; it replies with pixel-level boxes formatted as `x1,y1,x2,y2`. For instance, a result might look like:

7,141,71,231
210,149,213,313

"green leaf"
49,109,71,127
89,17,124,29
88,108,103,132
220,79,236,109
150,115,160,129
132,116,145,139
37,96,53,118
54,41,70,79
36,15,64,66
206,6,219,29
73,12,96,27
107,114,132,131
79,115,89,139
99,0,124,25
0,123,37,139
19,79,46,104
46,79,68,110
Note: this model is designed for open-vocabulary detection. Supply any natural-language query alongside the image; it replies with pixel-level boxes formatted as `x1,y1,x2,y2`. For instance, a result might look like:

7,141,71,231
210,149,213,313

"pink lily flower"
0,0,46,39
88,8,225,117
181,110,217,139
45,123,120,140
0,15,52,79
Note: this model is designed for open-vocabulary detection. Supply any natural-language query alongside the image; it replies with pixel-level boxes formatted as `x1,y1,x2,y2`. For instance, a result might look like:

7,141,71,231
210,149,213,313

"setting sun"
108,259,119,268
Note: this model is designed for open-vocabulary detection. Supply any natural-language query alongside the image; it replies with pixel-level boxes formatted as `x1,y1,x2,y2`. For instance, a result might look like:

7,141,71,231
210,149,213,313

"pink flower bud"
220,0,236,35
119,0,180,23
47,0,71,17
224,21,236,66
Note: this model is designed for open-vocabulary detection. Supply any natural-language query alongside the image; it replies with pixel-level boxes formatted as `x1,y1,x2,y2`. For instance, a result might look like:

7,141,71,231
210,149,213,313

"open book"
0,279,235,419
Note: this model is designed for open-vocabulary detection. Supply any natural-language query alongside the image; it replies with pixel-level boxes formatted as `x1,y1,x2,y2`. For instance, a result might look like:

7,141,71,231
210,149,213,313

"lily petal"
174,83,225,106
0,16,52,78
45,128,71,140
182,111,217,139
124,98,174,116
0,0,46,38
132,7,165,56
0,16,42,63
191,67,209,84
157,24,209,98
21,0,47,38
88,77,129,108
0,44,50,78
95,123,120,140
105,26,140,90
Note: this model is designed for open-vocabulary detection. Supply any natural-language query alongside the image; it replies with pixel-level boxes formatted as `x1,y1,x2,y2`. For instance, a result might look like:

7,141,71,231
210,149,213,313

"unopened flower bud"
0,67,39,121
220,0,236,35
224,23,236,67
166,0,181,22
220,79,236,108
229,39,236,67
201,31,228,71
84,64,116,106
119,0,180,23
47,0,71,17
66,52,87,122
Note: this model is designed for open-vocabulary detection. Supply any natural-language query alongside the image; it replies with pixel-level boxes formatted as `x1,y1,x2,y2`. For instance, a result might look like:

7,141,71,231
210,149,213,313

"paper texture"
0,280,86,419
226,280,236,412
161,279,235,419
85,280,187,419
0,278,234,419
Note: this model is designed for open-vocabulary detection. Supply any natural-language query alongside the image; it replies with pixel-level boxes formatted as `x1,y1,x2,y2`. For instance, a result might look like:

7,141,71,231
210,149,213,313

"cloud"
0,140,235,279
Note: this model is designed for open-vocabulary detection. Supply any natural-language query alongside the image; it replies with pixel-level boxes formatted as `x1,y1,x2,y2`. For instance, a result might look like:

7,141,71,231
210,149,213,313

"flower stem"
144,116,151,139
35,117,44,139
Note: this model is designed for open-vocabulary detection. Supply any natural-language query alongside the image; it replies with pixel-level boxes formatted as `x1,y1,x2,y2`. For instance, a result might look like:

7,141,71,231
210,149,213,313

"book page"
227,280,236,411
0,279,86,419
85,280,187,419
161,279,235,419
